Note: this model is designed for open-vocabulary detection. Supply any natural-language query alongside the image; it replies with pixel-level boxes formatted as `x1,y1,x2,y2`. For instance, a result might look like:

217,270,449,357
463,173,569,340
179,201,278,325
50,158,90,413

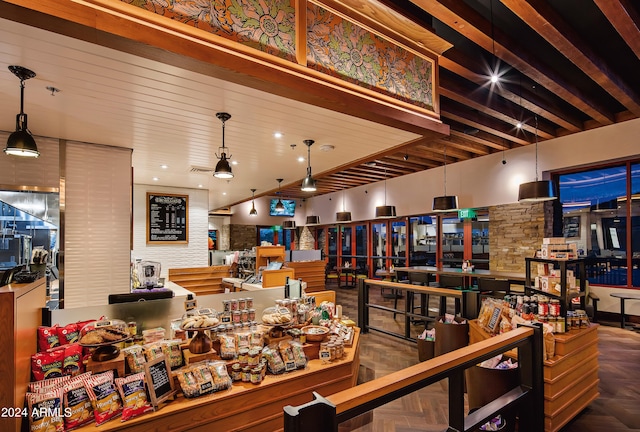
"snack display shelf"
72,328,360,432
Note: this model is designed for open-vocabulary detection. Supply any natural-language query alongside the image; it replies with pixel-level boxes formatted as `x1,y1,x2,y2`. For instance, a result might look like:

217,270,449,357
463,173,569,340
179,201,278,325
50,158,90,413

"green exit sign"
458,208,476,219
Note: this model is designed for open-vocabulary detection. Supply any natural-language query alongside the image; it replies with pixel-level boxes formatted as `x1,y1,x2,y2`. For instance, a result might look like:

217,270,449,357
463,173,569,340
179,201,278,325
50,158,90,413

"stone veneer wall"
229,224,256,250
489,202,554,272
220,224,231,251
299,226,315,250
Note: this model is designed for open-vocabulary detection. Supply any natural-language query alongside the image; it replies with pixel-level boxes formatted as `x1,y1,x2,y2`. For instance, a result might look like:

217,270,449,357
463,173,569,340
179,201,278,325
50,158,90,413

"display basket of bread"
78,319,131,361
261,306,293,327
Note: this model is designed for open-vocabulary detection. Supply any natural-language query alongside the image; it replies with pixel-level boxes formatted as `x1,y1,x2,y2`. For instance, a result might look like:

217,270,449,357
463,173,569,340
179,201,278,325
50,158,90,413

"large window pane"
355,225,368,275
560,165,628,286
409,216,436,266
327,227,338,270
391,221,407,267
341,226,352,257
372,223,386,272
442,217,464,268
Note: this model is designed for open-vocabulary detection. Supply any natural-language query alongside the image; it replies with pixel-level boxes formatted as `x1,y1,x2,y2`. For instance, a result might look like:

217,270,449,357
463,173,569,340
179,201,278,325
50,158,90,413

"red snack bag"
63,343,84,376
38,325,60,352
31,348,65,381
85,371,122,425
27,388,65,432
115,372,153,421
62,373,94,430
58,323,79,345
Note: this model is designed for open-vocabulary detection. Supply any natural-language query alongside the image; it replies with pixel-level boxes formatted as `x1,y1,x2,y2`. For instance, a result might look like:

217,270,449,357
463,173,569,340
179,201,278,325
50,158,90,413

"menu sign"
144,355,175,407
147,193,189,244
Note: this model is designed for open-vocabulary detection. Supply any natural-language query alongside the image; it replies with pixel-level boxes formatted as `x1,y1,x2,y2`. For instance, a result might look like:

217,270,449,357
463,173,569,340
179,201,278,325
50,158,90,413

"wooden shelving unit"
524,258,587,315
256,245,286,268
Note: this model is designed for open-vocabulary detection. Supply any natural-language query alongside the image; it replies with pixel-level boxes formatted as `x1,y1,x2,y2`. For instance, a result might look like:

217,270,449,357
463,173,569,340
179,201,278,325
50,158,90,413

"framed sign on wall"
147,193,189,244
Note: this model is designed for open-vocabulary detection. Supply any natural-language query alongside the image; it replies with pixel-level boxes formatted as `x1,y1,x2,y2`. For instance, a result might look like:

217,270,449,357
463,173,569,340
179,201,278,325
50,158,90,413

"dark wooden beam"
593,0,640,60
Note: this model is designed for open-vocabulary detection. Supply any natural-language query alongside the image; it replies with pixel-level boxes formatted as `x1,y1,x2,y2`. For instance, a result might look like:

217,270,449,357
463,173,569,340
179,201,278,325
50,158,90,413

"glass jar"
241,366,251,382
250,367,262,384
248,348,260,367
231,363,242,381
238,298,246,310
238,348,249,366
241,309,249,323
248,309,256,322
245,297,254,309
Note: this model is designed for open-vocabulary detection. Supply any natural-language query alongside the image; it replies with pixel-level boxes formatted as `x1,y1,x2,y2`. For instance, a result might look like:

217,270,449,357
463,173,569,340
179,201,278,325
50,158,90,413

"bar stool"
437,275,465,315
408,272,436,323
393,270,410,318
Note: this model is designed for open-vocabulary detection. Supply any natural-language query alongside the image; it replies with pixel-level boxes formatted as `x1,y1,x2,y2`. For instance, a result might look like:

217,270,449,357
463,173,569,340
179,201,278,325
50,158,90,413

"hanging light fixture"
336,187,351,222
433,143,459,212
249,188,258,216
283,220,296,229
4,66,39,158
214,112,233,179
488,0,500,84
375,168,396,218
518,113,557,202
274,179,285,212
300,139,317,192
305,196,320,225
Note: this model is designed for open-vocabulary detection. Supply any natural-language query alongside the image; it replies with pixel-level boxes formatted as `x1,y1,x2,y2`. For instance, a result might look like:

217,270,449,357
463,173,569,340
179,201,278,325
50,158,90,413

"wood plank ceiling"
274,0,640,202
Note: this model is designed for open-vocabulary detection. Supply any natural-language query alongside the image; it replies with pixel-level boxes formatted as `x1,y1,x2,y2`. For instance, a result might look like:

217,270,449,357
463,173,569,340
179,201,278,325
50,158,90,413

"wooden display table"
469,320,599,432
73,328,360,432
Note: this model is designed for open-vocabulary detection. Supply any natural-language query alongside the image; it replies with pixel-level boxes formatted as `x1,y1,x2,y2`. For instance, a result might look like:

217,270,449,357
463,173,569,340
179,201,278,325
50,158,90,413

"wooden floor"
332,283,640,432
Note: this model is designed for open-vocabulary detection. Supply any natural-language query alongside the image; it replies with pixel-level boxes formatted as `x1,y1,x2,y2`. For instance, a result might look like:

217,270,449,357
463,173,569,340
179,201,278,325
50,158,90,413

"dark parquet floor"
330,282,640,432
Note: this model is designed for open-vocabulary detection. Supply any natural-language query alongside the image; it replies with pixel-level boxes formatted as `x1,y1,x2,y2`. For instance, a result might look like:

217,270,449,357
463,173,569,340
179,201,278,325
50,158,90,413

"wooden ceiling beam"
593,0,640,60
439,73,556,139
449,129,511,151
502,0,640,116
439,49,584,132
411,0,616,125
383,155,438,170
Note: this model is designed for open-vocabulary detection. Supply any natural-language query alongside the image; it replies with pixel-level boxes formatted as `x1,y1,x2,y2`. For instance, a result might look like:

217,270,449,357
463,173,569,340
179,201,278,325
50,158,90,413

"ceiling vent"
190,165,214,174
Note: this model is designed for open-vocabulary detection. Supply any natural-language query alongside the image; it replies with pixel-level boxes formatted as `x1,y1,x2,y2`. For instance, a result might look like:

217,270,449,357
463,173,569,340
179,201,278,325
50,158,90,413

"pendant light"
336,187,351,222
214,112,233,179
4,66,39,158
283,220,296,229
249,189,258,216
433,143,459,212
518,114,557,202
375,167,396,218
305,196,320,225
300,139,317,192
274,179,285,212
488,0,500,84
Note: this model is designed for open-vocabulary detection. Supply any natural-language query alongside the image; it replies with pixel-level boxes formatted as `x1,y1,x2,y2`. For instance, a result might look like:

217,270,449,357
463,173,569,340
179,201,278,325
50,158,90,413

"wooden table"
394,266,526,288
610,291,640,328
335,266,359,288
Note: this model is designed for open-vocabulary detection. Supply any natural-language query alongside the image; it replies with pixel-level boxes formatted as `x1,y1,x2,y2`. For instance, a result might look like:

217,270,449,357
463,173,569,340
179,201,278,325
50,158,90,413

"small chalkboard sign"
487,306,503,333
144,355,176,407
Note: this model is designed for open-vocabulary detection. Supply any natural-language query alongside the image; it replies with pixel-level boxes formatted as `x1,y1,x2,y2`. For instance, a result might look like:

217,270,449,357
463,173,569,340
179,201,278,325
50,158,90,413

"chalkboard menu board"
144,355,175,407
147,193,189,243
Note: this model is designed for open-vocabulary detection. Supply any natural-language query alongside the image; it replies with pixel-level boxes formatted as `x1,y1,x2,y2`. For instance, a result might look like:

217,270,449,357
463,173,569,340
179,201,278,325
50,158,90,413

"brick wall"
299,226,315,250
229,224,256,250
489,202,549,272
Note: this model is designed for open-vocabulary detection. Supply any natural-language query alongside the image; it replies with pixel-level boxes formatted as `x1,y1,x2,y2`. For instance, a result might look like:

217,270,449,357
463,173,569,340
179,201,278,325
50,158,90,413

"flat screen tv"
269,199,296,217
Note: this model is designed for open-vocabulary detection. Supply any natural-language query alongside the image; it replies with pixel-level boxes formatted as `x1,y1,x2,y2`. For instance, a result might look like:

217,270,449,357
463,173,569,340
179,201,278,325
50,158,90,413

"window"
559,162,639,287
409,216,436,266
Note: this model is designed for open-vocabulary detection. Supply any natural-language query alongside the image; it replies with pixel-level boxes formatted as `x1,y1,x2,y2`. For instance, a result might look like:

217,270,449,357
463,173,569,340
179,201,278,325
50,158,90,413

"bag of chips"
84,371,122,425
208,361,232,391
219,334,237,360
143,342,165,362
162,340,184,369
262,345,285,374
115,372,153,421
27,388,65,432
122,345,146,374
174,362,215,398
31,348,65,381
62,373,94,430
38,325,60,352
29,375,70,393
58,323,80,345
63,343,84,376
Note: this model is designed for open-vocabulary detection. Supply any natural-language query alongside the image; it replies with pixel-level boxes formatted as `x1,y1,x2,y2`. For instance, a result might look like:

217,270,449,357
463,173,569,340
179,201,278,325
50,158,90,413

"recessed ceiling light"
198,184,203,188
274,132,283,138
152,177,159,181
222,192,227,195
298,156,305,162
490,74,499,83
232,160,238,165
160,164,168,169
319,144,335,152
516,122,522,129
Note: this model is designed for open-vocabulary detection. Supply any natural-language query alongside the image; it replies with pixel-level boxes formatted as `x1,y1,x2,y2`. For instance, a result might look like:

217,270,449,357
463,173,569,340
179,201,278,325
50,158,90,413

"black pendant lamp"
283,220,296,229
4,66,39,158
375,168,396,218
518,115,557,202
274,179,285,212
214,112,233,179
336,188,351,222
433,143,459,212
306,215,320,225
300,139,317,192
249,189,258,216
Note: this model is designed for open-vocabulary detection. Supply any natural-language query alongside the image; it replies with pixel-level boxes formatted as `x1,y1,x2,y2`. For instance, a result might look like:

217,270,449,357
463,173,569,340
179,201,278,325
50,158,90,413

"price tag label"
285,361,296,372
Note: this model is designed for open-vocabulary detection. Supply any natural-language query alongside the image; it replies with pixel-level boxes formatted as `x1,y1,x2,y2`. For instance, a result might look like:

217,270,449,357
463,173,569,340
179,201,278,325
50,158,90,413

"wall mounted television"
269,199,296,217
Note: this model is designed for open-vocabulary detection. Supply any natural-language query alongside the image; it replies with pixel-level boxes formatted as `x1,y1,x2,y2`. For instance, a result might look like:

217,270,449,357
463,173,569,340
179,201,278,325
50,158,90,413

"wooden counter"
0,277,47,432
469,320,599,432
74,328,360,432
284,261,326,292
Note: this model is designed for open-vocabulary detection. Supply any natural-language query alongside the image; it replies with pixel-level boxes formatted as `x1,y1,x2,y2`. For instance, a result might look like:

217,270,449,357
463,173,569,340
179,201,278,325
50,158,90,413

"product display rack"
524,257,586,315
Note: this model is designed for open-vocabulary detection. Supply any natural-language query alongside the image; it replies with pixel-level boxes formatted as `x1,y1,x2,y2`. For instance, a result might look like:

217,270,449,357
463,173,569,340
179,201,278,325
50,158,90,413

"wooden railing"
358,278,480,341
284,324,544,432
